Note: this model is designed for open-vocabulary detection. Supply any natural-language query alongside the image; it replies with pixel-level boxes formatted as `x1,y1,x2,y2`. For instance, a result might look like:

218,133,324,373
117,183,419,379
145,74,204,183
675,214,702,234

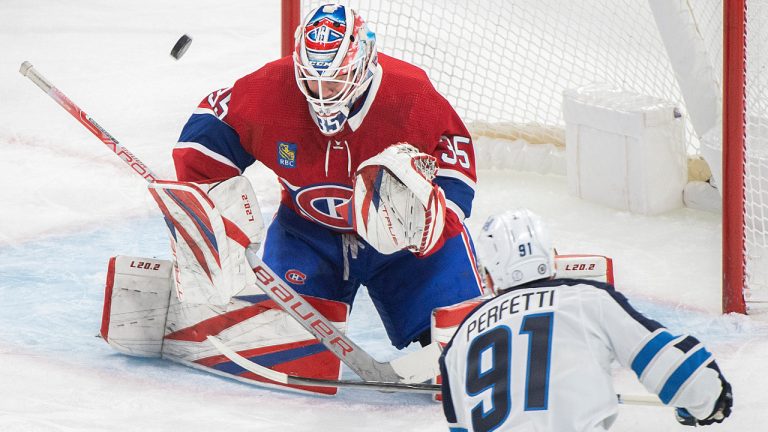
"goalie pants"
262,206,484,349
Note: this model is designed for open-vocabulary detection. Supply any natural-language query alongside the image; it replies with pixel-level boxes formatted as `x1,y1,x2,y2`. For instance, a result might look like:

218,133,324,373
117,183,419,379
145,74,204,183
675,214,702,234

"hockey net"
285,0,768,313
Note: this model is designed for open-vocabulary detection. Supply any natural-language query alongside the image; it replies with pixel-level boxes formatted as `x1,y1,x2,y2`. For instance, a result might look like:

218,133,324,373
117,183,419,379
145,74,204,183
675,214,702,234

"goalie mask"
293,3,378,135
476,209,555,293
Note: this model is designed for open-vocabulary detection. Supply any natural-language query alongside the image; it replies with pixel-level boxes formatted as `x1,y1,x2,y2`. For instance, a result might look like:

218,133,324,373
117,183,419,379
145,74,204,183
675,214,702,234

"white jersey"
439,279,725,432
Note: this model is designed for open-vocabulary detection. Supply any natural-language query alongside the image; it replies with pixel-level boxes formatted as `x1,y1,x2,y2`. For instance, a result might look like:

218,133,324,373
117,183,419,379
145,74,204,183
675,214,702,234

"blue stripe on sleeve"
179,113,255,172
449,428,469,432
434,176,474,218
658,347,713,404
439,351,459,424
631,330,676,377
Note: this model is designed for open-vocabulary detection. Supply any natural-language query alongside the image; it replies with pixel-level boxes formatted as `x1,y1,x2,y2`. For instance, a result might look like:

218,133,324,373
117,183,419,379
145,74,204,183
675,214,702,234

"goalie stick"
208,335,665,406
208,335,440,394
19,61,439,384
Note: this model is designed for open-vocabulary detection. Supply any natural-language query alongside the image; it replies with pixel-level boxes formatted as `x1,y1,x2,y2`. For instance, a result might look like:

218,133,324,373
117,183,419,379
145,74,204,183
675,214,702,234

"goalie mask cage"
281,0,767,315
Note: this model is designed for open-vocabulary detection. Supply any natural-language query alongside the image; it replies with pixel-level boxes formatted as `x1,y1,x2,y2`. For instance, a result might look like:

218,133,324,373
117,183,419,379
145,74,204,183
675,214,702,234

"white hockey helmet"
476,209,555,292
293,3,378,135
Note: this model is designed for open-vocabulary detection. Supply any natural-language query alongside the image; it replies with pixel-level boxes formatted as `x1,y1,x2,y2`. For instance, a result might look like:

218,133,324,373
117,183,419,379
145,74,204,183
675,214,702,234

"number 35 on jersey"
439,135,472,169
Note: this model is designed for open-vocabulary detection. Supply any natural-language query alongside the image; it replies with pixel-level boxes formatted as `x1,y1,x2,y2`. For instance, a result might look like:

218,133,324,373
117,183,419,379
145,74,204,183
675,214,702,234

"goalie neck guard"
293,3,378,135
476,209,555,292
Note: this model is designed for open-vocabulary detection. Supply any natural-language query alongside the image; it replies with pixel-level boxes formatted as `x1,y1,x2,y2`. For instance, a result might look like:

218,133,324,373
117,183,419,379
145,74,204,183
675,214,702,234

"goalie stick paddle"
208,335,665,406
208,335,440,394
19,61,440,384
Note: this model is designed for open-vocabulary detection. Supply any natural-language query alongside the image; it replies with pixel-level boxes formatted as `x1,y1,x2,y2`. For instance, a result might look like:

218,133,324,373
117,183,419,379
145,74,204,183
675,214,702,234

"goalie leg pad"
100,256,350,395
100,255,174,357
554,254,614,284
430,299,484,401
148,176,264,305
161,284,350,396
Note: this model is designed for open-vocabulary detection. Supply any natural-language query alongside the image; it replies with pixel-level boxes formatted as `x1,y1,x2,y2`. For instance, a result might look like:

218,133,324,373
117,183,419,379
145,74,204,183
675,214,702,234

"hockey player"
170,3,483,350
439,209,733,431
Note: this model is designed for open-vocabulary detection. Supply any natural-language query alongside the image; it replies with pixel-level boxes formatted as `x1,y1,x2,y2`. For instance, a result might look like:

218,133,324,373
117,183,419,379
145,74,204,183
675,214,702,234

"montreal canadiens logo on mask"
304,16,346,71
295,185,353,231
306,18,345,48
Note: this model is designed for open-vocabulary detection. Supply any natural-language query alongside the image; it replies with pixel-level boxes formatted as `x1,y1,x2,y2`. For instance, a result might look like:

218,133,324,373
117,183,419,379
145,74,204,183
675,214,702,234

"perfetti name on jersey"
465,288,556,341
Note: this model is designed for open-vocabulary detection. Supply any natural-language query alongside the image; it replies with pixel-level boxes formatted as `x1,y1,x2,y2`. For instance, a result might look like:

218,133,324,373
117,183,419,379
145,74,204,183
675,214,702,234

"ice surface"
1,1,766,430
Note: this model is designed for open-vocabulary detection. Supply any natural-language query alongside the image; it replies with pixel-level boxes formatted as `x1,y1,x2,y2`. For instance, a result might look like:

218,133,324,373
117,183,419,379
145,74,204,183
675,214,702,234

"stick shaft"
618,393,664,406
19,61,159,182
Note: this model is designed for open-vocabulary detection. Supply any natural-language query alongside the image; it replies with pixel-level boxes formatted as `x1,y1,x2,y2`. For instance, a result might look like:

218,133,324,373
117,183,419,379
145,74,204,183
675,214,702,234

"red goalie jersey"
173,53,477,246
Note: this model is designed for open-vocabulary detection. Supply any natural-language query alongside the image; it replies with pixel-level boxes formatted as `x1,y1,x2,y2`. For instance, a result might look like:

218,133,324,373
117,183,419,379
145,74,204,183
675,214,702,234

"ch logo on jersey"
278,142,297,168
285,269,307,285
295,185,353,231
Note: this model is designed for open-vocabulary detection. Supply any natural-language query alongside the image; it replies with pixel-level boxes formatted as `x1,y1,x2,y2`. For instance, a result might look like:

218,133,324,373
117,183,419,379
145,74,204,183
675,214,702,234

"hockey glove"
675,380,733,426
697,380,733,426
352,143,446,256
674,408,697,427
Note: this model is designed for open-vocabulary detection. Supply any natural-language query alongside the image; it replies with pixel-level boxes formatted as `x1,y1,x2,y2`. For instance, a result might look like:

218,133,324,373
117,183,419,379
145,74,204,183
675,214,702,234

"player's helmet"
293,4,378,136
476,209,555,293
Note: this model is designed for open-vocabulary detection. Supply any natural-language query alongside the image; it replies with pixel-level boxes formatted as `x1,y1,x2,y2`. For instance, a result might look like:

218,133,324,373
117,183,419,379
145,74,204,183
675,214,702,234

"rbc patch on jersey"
278,142,297,168
303,6,348,71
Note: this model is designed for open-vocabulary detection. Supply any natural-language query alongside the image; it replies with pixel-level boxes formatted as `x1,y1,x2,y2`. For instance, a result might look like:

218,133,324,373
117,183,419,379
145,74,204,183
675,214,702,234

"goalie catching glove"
352,143,447,256
148,176,265,306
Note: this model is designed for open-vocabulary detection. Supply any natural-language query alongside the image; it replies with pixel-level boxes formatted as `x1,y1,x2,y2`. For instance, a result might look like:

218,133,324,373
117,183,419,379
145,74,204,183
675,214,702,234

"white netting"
302,0,702,150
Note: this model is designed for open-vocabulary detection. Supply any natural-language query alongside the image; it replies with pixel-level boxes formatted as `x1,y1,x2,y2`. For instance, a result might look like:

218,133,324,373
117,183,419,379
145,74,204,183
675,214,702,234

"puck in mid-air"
171,34,193,60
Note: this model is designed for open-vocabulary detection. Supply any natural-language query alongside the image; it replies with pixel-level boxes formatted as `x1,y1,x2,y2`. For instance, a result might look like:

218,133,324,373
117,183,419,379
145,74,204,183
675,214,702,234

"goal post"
281,0,765,315
281,0,302,57
722,0,747,314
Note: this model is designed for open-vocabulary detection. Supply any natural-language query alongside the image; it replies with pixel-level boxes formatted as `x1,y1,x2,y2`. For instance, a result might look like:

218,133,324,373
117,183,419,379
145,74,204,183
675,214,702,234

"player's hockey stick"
208,335,665,406
19,61,440,384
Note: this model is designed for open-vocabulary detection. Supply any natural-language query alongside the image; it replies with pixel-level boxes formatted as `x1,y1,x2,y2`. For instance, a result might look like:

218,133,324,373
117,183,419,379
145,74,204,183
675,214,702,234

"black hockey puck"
170,34,192,60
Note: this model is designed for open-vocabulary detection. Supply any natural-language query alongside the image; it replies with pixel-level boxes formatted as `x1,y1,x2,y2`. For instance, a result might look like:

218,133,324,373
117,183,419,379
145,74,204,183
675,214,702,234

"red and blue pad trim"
167,293,349,395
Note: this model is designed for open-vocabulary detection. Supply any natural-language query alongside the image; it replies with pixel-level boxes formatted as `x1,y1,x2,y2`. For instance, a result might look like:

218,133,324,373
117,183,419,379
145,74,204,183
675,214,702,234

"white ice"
1,1,766,431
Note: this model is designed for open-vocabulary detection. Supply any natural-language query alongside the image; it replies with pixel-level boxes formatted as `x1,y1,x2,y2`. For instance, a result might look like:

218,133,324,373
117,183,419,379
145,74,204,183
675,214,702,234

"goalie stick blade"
389,341,442,383
207,336,441,395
